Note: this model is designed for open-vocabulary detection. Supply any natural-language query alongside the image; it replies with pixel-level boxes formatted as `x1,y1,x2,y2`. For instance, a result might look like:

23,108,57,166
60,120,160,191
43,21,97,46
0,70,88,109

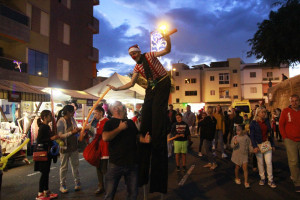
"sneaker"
244,182,250,189
295,186,300,193
259,179,265,186
235,178,241,185
203,163,212,168
95,188,105,194
75,182,81,191
60,185,68,194
198,152,203,157
36,194,50,200
268,181,277,188
44,191,58,199
210,163,218,170
176,166,180,172
222,153,228,158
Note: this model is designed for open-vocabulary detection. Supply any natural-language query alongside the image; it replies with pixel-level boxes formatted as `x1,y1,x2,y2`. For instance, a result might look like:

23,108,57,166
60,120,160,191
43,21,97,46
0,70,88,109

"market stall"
0,80,50,161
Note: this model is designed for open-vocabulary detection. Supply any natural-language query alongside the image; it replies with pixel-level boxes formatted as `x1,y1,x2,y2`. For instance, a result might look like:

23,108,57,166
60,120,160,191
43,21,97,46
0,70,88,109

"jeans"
203,139,216,164
60,151,80,186
214,130,224,153
284,138,300,186
104,163,138,200
255,150,273,182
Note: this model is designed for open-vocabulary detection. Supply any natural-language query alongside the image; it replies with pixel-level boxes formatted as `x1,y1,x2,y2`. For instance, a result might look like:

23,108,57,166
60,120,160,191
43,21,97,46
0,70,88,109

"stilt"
160,193,164,200
143,185,148,200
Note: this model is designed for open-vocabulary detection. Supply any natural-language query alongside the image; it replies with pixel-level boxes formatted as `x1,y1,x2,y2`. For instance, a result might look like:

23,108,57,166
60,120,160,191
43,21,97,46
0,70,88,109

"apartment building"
202,58,243,108
0,0,99,90
240,63,289,105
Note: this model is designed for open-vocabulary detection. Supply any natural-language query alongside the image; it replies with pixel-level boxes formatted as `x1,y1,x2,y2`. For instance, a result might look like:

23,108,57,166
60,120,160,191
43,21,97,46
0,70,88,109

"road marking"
79,158,84,161
27,172,40,176
178,164,195,186
50,167,56,170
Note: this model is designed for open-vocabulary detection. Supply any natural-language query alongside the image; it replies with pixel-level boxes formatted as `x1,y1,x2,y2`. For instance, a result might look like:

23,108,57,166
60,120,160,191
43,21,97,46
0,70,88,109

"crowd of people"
167,94,300,193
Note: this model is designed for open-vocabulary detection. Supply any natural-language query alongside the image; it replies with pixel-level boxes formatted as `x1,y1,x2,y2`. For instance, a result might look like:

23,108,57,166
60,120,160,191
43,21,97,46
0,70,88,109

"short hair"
176,113,182,117
290,94,300,101
169,104,173,107
109,101,123,113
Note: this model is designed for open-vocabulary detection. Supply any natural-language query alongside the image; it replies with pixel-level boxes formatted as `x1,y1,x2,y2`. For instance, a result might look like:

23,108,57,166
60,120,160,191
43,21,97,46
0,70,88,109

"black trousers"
138,77,170,193
39,160,51,193
0,173,2,191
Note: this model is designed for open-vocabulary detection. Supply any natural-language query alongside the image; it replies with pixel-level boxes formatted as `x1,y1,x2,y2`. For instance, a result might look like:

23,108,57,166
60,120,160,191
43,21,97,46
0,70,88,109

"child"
34,110,59,200
171,113,190,172
231,124,253,188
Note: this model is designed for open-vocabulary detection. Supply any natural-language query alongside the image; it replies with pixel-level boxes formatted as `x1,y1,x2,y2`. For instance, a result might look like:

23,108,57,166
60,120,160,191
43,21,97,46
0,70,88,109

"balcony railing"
0,4,30,42
88,17,99,34
219,95,231,99
0,56,27,73
263,77,279,81
88,47,99,62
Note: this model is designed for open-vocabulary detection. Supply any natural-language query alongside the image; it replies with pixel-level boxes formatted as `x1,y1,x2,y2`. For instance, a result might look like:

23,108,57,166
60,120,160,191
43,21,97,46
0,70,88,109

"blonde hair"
253,107,266,121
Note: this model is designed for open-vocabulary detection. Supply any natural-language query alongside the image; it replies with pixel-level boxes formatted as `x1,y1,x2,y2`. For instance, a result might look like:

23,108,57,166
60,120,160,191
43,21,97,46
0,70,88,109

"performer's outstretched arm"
155,35,171,57
107,72,139,91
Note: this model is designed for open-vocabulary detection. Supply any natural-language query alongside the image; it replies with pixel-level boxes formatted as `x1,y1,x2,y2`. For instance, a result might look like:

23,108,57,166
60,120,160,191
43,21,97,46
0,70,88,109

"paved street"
1,136,300,200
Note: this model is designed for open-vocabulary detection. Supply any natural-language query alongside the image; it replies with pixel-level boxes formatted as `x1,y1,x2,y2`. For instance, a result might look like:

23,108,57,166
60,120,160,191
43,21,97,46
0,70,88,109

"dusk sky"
93,0,300,77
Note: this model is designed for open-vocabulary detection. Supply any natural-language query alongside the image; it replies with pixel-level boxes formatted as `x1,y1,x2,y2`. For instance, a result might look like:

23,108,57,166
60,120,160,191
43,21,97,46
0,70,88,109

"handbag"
33,151,48,161
83,134,101,167
258,141,272,153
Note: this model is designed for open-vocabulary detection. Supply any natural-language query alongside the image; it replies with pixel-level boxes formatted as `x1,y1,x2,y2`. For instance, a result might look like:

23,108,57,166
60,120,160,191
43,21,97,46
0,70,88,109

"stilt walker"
108,29,177,194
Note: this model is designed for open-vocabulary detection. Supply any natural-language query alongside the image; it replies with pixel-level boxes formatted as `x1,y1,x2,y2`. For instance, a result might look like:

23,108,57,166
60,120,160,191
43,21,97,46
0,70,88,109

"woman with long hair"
34,110,59,200
250,107,276,188
57,105,81,193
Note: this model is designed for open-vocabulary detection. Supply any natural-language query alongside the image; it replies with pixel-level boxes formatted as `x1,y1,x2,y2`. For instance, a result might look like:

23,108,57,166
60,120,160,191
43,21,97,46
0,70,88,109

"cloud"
94,0,279,77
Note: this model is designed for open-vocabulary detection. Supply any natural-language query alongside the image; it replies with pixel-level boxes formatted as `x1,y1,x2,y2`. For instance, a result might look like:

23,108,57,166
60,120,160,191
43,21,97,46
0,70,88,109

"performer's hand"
253,147,259,153
144,132,151,143
119,121,127,130
107,84,118,91
51,135,59,140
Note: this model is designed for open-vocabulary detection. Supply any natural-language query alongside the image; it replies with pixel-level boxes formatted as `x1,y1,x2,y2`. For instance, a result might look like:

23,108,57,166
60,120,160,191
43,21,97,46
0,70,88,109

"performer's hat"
128,44,141,54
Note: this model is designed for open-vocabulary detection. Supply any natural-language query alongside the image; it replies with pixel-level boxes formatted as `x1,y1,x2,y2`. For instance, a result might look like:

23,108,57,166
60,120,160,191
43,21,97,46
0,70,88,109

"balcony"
0,4,30,43
93,0,100,5
219,95,231,99
88,47,99,62
0,56,27,73
262,77,280,81
88,17,99,34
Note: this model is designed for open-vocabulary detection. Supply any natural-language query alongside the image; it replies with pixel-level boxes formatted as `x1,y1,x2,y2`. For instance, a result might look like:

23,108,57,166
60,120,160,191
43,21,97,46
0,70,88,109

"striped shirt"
133,52,167,80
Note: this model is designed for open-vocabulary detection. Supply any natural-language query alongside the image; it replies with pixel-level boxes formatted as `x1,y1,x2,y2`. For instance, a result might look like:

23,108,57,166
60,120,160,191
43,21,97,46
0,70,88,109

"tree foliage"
247,0,300,66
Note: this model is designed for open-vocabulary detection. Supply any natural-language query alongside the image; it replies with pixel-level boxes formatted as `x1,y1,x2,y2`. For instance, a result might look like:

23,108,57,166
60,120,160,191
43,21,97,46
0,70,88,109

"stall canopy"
0,80,50,102
85,72,145,104
37,87,98,104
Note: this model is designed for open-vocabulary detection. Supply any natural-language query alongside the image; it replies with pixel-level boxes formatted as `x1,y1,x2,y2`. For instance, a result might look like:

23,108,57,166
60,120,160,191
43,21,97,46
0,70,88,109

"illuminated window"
185,79,190,84
28,49,48,77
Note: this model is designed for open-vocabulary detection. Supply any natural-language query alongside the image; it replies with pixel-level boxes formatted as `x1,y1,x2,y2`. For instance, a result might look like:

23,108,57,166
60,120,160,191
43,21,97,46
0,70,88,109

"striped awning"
0,80,50,102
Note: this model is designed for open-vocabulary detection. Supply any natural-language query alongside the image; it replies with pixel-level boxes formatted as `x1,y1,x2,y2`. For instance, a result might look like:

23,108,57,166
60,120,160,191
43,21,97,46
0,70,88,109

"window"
63,23,70,45
28,49,48,77
57,58,69,81
250,87,257,93
175,72,179,76
176,98,180,103
60,0,71,9
210,76,214,81
185,91,197,96
40,11,49,36
191,78,196,83
233,83,238,87
219,73,229,84
176,86,179,90
233,69,237,73
250,72,256,78
267,72,273,78
210,90,215,95
233,95,238,99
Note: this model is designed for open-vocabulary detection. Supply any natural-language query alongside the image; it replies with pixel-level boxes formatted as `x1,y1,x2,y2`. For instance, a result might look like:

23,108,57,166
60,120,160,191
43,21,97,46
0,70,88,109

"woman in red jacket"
88,105,109,194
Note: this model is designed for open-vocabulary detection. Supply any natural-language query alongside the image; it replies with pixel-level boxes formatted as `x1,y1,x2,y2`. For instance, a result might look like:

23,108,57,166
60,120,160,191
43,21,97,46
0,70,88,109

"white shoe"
222,153,228,158
212,145,215,150
198,152,203,157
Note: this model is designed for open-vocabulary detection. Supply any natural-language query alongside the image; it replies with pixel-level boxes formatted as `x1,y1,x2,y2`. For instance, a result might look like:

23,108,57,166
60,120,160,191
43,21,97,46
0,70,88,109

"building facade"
240,63,289,106
0,0,99,90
